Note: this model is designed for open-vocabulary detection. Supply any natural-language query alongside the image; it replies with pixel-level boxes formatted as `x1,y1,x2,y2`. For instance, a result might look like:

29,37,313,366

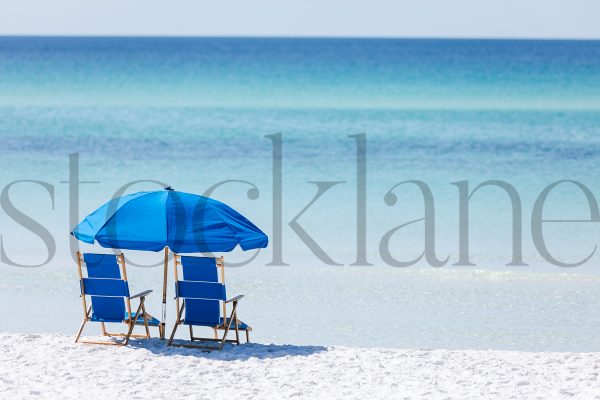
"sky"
0,0,599,39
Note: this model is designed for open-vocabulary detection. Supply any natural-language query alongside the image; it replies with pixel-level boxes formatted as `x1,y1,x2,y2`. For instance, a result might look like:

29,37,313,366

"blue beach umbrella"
71,187,268,338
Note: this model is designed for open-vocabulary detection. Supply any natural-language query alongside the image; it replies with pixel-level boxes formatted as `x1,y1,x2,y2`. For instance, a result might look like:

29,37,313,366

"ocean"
1,37,600,350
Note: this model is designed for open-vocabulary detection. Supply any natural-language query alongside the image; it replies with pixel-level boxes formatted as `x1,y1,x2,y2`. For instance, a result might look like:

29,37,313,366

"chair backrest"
174,255,226,326
180,256,219,282
76,252,131,322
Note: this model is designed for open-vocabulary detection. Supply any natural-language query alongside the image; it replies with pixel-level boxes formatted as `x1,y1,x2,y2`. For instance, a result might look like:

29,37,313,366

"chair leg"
189,325,194,341
218,302,238,351
122,298,145,345
167,323,179,346
101,322,107,336
141,303,151,338
74,305,91,343
233,311,240,345
245,330,250,343
74,319,87,343
213,328,218,339
168,302,185,346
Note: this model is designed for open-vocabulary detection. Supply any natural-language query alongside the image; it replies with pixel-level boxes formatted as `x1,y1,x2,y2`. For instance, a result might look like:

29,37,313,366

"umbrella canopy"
72,188,268,253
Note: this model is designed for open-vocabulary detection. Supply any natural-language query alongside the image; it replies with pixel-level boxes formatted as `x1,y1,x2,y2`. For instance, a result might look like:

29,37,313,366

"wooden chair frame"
167,255,250,351
213,256,252,342
74,251,159,345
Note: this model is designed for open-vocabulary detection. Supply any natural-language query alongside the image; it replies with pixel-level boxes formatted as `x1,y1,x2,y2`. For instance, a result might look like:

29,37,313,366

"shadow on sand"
127,338,328,361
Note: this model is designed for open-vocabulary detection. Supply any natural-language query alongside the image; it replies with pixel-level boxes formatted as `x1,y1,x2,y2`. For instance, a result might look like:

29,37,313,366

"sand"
1,332,600,399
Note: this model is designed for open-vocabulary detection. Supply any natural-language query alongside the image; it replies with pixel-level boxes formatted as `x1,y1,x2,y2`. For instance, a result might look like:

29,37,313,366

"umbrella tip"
165,186,174,191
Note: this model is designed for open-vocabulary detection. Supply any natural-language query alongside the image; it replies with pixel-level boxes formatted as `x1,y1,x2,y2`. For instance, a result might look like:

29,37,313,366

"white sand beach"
2,332,599,400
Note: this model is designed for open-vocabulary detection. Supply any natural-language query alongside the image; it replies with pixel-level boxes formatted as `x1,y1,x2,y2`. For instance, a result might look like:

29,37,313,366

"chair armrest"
225,294,244,304
129,290,153,299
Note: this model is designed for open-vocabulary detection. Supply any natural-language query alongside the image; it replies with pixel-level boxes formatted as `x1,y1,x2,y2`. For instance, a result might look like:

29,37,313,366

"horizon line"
0,34,599,42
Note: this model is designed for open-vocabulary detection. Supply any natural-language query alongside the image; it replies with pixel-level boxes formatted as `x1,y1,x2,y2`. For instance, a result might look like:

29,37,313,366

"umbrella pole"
161,246,169,339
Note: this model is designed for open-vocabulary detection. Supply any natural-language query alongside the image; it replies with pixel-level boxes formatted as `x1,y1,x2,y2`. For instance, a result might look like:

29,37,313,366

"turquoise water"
1,37,600,269
1,37,600,348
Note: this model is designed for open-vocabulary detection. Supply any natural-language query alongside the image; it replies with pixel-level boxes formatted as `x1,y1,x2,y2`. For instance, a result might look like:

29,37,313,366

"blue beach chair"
74,252,161,345
167,255,251,350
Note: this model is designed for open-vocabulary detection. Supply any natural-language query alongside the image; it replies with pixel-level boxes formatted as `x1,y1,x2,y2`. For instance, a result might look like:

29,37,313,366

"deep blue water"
1,37,600,108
